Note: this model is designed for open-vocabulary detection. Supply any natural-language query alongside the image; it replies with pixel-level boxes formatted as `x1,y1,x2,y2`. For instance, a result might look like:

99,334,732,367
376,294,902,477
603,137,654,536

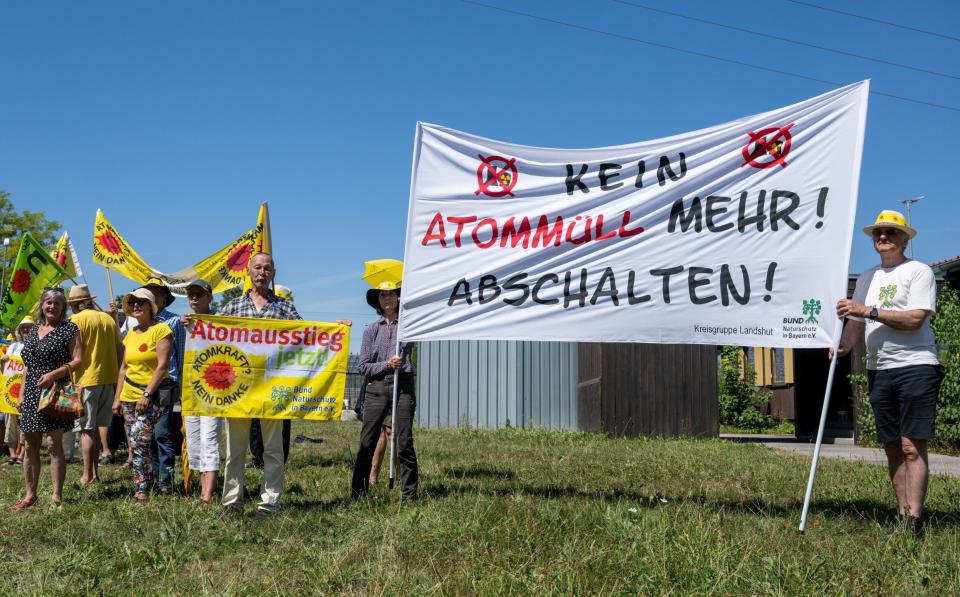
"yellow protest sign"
1,354,25,415
92,210,155,283
182,315,349,420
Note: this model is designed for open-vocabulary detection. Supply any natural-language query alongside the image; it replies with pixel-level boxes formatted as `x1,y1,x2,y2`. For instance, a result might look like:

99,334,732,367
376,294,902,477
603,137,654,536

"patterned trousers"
122,402,164,494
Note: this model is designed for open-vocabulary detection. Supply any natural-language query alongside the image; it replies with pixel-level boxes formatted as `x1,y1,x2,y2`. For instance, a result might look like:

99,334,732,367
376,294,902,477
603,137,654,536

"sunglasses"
871,228,901,238
43,287,65,294
127,299,147,308
187,292,209,300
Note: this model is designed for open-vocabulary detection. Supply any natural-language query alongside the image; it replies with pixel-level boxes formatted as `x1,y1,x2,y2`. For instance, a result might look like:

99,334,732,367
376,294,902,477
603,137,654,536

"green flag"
0,233,69,328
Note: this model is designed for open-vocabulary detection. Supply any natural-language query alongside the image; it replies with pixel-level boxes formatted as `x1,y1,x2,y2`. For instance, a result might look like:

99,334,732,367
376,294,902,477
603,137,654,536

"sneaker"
907,515,925,541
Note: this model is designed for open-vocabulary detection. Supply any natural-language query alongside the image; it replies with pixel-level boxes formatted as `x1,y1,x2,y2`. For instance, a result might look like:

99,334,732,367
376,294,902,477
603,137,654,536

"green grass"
2,422,960,595
720,421,795,435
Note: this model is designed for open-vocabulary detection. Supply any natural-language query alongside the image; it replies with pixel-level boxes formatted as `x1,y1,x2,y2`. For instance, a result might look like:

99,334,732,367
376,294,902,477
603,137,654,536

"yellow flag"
53,232,81,281
242,203,272,293
92,210,154,284
184,227,261,294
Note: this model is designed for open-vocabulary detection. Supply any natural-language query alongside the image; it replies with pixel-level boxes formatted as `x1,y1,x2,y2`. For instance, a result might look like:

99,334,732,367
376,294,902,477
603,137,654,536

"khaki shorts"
77,385,116,430
4,414,19,444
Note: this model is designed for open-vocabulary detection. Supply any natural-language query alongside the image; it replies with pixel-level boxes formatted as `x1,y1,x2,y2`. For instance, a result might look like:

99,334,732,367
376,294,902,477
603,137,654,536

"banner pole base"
798,351,840,532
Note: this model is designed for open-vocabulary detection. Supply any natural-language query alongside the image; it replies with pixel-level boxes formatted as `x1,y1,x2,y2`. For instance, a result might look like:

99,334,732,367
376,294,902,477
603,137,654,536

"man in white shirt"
835,210,943,540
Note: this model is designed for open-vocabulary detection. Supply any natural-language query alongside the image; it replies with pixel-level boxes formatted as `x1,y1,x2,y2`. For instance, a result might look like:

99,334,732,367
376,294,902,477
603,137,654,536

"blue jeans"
150,406,175,490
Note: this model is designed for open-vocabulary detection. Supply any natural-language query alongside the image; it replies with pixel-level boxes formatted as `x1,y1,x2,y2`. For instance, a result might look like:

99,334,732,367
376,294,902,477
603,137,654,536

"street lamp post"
898,196,923,259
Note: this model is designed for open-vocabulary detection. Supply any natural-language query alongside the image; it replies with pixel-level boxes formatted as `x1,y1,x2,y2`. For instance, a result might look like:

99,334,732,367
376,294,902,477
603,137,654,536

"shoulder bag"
38,363,85,421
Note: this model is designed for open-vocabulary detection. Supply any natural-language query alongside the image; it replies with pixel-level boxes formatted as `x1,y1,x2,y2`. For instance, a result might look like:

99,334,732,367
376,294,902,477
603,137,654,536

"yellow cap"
863,210,916,239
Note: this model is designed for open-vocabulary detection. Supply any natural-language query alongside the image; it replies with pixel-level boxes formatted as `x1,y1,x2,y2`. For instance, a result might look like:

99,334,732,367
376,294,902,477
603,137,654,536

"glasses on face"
872,228,900,239
43,287,65,294
187,292,207,300
128,299,146,308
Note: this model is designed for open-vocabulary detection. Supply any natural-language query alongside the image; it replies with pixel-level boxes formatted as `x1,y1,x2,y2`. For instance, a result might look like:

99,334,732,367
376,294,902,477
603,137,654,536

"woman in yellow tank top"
112,288,173,503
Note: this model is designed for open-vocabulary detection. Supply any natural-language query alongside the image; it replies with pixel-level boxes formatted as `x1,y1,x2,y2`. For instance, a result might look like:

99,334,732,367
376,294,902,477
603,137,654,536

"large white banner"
399,82,869,347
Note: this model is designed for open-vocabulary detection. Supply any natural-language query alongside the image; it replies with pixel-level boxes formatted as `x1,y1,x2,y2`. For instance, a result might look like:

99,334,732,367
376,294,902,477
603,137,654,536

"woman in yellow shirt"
112,288,173,503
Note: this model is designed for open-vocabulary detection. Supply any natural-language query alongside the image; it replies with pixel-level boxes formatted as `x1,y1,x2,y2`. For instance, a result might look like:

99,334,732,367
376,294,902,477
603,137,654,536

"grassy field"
2,422,959,595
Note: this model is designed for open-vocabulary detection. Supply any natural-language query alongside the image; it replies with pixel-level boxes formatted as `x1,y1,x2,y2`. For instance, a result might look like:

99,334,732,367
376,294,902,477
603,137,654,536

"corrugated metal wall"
416,340,578,430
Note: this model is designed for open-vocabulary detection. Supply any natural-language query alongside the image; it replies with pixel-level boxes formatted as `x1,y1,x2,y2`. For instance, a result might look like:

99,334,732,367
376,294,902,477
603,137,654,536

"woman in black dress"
10,288,82,511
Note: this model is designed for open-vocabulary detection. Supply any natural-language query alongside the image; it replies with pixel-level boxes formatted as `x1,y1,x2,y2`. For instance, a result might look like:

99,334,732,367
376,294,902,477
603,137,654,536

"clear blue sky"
2,0,958,334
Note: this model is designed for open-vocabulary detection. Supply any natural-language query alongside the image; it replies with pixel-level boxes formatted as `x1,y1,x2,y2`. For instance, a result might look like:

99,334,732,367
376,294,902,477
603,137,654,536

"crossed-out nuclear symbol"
741,123,794,169
475,154,518,197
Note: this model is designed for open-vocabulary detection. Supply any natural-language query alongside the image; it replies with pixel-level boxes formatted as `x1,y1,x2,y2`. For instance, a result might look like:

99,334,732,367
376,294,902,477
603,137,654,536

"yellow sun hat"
862,210,916,239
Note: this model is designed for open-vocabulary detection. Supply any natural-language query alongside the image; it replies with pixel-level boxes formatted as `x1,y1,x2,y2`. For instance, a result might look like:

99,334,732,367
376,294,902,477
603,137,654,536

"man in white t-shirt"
835,210,943,540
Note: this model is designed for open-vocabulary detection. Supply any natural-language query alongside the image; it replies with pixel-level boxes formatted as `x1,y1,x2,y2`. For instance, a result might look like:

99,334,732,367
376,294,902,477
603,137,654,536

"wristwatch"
868,306,879,321
141,390,151,399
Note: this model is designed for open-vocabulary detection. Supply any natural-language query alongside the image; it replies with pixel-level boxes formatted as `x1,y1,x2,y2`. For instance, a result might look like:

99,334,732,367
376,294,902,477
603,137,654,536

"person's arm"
172,317,186,371
16,365,27,411
836,300,929,332
113,357,127,416
136,336,172,414
358,326,389,377
36,332,83,389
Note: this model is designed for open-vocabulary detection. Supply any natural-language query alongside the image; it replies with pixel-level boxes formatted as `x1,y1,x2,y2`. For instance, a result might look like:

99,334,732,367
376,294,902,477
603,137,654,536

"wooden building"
577,343,718,437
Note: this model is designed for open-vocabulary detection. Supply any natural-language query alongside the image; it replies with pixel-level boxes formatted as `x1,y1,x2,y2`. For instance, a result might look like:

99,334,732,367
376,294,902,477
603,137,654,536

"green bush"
848,373,876,445
718,346,776,431
932,286,960,447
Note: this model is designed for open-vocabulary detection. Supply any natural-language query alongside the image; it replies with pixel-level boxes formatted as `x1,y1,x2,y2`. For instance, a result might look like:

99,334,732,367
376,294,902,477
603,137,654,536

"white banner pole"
798,349,840,532
388,339,400,491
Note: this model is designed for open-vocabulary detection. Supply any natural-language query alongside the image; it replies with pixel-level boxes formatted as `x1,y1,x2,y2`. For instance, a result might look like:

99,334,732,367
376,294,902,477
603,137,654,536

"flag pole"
798,347,841,532
388,338,400,491
104,267,118,324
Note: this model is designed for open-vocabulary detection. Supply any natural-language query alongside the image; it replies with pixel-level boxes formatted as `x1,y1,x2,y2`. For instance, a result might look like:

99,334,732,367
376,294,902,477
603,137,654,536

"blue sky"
2,0,958,334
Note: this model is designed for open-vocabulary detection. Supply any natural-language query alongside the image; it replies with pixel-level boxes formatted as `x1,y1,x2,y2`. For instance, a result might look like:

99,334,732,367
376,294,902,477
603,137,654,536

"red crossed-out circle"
741,123,794,169
475,154,518,198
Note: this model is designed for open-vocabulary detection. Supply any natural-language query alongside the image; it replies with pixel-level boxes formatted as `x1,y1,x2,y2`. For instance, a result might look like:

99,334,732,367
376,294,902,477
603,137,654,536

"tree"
210,284,243,314
0,189,61,264
718,346,776,431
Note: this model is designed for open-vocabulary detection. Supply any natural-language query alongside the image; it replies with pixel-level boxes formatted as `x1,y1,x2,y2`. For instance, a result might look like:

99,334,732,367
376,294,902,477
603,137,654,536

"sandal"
9,497,37,512
97,454,113,465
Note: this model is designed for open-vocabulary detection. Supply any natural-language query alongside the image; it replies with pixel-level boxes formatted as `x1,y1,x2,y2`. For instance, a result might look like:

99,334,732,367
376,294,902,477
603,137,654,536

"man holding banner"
835,210,943,539
217,253,301,518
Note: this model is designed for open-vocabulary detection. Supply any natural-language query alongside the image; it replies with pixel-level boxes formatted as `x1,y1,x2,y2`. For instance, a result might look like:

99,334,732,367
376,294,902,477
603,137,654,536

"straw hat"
17,316,35,329
365,281,401,311
122,288,159,317
863,210,917,239
67,284,97,303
